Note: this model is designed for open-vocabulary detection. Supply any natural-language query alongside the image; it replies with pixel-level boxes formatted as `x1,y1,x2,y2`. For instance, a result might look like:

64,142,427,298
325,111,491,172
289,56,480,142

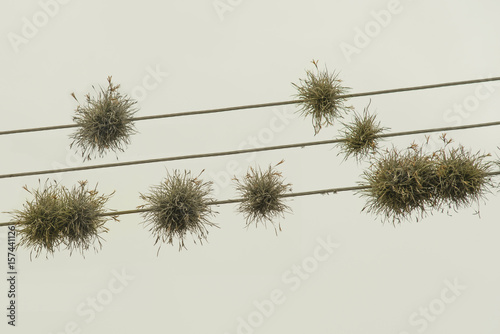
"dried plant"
234,161,292,232
292,60,353,134
139,170,217,252
10,180,113,259
70,76,138,161
338,102,388,162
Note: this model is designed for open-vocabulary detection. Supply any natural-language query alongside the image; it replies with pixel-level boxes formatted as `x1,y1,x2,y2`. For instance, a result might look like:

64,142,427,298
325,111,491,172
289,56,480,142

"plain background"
1,0,500,333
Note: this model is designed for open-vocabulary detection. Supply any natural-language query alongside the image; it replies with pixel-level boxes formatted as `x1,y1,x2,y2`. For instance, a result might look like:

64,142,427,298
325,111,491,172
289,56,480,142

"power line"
0,185,369,227
101,185,369,217
0,119,499,180
3,170,500,227
1,76,499,136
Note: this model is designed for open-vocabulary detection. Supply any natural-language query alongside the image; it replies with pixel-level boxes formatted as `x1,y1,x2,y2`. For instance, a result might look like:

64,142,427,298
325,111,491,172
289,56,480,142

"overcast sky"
2,0,500,333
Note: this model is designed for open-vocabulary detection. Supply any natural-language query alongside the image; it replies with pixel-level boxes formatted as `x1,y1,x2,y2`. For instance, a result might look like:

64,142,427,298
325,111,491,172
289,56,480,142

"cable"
1,76,500,136
0,119,499,180
98,185,369,218
3,171,500,227
0,185,369,227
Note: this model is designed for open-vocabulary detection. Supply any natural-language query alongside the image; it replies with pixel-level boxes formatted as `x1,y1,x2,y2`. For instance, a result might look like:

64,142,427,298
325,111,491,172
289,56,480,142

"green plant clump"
338,104,387,162
139,170,217,252
360,139,495,223
11,180,113,258
234,161,292,232
70,76,138,161
292,60,352,134
435,146,492,211
360,147,438,224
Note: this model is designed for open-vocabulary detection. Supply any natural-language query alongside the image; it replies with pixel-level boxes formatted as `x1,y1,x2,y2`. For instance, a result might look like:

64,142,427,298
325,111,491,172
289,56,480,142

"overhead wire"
2,171,500,227
1,76,500,136
2,76,500,226
0,119,499,180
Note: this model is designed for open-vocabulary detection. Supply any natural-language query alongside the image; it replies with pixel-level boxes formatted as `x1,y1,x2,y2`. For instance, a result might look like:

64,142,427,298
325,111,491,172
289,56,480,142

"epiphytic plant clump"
360,146,438,224
435,146,493,211
61,181,115,255
139,170,217,252
234,161,292,232
292,60,353,134
70,76,138,161
11,180,113,258
338,103,387,162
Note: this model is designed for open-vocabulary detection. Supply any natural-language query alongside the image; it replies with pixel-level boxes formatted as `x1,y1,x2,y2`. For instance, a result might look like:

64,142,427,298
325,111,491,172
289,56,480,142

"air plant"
70,76,138,161
234,160,292,233
60,181,115,255
139,170,217,252
434,145,493,212
292,60,353,134
359,146,438,224
337,102,388,162
10,180,113,258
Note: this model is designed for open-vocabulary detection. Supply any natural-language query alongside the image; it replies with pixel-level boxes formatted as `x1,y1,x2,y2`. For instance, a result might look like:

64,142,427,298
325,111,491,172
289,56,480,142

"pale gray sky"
1,0,500,333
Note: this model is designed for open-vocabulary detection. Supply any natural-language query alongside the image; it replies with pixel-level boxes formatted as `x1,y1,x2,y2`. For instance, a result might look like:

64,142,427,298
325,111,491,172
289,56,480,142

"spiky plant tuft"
359,147,438,224
434,146,493,211
292,60,352,134
338,103,388,162
234,161,292,232
70,76,138,161
60,181,115,255
10,180,113,258
139,170,217,252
